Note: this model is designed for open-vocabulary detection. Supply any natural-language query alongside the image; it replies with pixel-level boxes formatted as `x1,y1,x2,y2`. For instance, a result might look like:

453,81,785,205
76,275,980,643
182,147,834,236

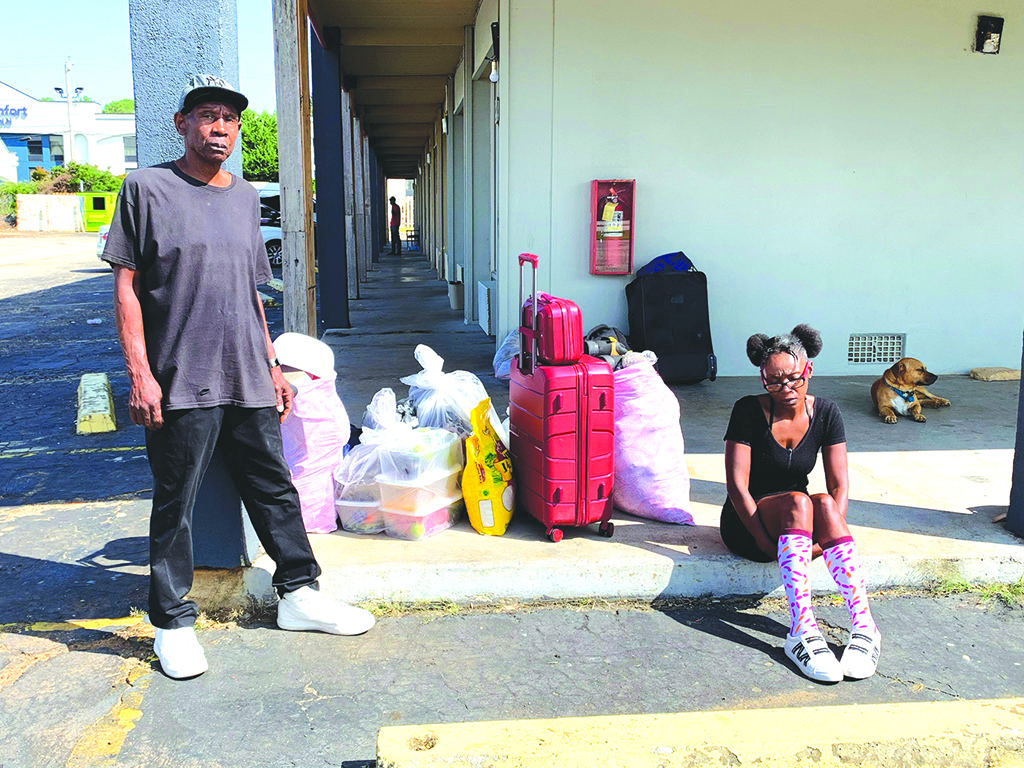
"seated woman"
722,324,880,683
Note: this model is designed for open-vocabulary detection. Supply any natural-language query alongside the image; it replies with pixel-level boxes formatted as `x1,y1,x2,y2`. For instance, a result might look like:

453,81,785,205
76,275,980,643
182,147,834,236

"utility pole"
64,58,74,164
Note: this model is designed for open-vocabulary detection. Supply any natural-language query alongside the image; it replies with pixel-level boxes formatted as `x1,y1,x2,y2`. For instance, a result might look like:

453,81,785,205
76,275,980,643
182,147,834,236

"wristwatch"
268,357,281,370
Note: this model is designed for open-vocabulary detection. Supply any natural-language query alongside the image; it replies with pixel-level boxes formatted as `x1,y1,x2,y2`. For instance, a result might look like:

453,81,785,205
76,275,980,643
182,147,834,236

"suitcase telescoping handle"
518,253,540,375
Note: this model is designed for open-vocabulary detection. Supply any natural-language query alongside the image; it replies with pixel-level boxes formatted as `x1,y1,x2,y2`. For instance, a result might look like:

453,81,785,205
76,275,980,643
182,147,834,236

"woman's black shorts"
720,498,776,563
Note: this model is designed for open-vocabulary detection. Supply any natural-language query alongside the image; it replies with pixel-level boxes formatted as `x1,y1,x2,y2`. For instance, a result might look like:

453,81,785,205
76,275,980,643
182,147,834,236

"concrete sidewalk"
244,249,1024,607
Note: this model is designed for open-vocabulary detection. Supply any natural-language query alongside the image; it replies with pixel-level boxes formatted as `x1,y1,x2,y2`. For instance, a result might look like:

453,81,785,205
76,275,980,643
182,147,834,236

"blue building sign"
0,105,29,129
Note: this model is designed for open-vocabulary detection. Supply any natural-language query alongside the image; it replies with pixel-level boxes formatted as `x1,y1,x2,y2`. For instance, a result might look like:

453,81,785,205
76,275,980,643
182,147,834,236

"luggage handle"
518,252,540,375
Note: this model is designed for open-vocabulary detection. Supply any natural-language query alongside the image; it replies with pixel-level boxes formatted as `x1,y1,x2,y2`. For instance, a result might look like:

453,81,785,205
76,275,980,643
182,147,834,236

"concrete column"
1007,334,1024,538
128,0,241,175
340,91,359,300
311,27,350,330
128,0,254,568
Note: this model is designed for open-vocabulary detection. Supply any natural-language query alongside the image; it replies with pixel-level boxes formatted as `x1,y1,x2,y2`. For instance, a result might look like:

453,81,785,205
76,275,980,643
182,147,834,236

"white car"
96,225,110,258
261,224,282,267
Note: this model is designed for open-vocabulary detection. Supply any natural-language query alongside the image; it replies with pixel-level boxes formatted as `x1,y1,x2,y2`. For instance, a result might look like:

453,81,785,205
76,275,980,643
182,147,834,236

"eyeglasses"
761,361,810,393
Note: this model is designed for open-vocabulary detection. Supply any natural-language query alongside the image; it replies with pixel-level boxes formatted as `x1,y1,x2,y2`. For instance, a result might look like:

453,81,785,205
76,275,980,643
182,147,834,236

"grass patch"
934,576,1024,607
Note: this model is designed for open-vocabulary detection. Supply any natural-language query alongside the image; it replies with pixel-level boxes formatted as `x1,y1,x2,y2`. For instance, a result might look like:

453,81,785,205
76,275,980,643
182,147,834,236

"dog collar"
887,383,916,403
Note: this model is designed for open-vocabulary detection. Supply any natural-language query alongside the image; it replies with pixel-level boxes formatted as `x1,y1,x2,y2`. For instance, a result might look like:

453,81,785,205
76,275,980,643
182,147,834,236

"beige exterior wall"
498,0,1024,375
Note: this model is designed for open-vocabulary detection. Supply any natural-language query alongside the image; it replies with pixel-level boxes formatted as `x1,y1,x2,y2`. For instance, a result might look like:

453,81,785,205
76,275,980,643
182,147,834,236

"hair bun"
746,333,771,367
791,324,822,358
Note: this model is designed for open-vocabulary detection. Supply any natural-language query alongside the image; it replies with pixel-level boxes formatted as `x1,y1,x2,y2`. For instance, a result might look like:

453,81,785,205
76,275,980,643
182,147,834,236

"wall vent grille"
848,333,906,364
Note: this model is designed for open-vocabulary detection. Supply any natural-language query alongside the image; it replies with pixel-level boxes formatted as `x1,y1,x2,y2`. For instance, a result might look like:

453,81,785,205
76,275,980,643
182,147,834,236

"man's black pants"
390,225,401,254
145,406,321,629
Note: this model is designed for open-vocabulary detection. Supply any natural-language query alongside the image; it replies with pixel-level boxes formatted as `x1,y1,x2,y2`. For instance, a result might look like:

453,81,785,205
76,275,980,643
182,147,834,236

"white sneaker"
784,632,843,683
841,628,882,679
277,586,376,636
153,626,208,679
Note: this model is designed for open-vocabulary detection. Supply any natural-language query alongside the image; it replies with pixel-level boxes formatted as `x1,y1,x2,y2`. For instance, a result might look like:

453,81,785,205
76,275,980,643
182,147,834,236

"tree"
241,109,278,182
102,98,135,114
40,162,124,193
38,97,56,102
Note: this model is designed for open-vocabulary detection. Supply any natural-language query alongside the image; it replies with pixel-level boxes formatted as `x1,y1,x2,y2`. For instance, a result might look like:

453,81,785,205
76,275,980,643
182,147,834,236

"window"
48,135,64,165
93,197,106,211
123,135,137,164
26,137,43,162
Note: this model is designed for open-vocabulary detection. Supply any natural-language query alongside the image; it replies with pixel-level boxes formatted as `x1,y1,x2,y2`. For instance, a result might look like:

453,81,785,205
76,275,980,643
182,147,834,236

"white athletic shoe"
784,632,843,683
153,626,208,679
841,628,882,679
277,586,376,636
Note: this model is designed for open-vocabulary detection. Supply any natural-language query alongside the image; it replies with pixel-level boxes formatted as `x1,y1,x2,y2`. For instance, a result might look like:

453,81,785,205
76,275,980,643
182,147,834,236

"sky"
1,0,279,113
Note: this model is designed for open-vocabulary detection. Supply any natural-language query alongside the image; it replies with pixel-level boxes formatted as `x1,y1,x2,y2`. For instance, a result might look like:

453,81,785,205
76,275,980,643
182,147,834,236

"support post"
1007,333,1024,537
369,150,381,263
362,131,373,271
311,27,349,329
340,90,359,300
272,0,316,334
352,115,368,283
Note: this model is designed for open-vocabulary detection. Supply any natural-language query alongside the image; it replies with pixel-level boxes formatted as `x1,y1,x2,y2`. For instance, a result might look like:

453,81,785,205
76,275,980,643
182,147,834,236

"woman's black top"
724,395,846,499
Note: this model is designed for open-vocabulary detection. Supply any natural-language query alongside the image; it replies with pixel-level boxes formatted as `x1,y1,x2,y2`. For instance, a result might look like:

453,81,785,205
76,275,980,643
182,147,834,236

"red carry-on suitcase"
519,255,584,365
510,253,615,542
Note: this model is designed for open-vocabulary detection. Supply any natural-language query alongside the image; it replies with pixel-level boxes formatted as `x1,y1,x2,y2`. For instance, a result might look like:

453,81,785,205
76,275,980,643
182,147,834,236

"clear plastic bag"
400,344,489,438
493,329,519,380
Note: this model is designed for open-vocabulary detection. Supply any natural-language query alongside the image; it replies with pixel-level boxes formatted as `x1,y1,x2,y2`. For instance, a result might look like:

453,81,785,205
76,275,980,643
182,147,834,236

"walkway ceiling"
311,0,479,179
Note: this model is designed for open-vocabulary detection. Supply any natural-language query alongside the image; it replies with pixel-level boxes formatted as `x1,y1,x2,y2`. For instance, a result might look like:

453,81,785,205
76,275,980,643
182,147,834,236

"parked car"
262,224,283,267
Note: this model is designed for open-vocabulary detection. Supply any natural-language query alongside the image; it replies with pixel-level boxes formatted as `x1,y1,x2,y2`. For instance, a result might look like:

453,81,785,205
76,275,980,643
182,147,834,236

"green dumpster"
78,192,119,232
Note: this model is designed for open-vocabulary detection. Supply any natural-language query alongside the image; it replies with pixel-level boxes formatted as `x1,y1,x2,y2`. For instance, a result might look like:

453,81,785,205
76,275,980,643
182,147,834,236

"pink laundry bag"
611,360,694,525
280,372,351,533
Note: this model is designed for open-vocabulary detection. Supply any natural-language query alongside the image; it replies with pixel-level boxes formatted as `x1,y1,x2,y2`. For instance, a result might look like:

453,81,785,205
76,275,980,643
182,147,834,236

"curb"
376,698,1024,768
76,373,116,434
238,550,1024,607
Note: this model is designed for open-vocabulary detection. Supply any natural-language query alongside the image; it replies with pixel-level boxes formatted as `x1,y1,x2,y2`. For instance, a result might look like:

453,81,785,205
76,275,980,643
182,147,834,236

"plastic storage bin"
378,429,462,483
382,494,464,541
336,498,385,535
377,468,461,512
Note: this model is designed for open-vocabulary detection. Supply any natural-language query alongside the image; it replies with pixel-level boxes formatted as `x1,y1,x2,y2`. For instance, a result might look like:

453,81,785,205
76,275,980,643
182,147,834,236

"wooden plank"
370,124,434,137
362,130,373,269
351,113,368,284
272,0,316,335
340,89,359,300
340,28,464,47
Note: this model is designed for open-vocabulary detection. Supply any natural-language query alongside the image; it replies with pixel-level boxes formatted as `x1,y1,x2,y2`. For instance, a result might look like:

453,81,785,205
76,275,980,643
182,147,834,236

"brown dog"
870,357,951,424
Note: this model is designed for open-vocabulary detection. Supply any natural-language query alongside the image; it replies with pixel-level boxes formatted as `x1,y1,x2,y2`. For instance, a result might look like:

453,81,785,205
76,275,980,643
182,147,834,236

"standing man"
103,75,374,680
389,195,402,254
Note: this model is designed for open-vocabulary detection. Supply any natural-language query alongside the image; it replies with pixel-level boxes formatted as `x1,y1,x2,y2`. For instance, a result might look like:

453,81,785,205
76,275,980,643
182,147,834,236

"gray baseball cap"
177,74,248,115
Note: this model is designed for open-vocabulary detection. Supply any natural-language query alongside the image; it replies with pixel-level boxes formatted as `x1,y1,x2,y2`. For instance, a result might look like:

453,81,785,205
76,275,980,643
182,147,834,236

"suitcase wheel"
599,522,615,538
547,528,564,543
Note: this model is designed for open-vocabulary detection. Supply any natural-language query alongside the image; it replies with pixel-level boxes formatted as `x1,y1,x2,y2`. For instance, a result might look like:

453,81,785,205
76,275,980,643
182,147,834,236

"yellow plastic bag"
463,398,515,536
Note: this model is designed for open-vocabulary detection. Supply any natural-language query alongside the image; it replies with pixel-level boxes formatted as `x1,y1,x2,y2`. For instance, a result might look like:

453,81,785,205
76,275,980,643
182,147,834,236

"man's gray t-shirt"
102,162,275,410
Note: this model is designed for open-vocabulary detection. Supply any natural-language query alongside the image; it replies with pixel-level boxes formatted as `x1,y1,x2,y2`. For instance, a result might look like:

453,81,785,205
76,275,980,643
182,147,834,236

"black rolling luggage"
625,264,717,383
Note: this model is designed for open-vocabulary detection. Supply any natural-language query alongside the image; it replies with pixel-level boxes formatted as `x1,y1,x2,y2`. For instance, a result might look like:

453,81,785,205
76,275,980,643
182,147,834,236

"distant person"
103,74,374,680
389,196,402,254
722,325,880,683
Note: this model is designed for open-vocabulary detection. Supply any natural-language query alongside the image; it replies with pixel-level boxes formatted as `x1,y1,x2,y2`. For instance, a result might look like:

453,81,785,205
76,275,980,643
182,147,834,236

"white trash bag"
400,344,488,438
492,329,519,380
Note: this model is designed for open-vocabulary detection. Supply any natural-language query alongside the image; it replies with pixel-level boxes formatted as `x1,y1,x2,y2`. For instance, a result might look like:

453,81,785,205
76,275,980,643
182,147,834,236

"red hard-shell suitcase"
519,254,584,365
510,254,615,542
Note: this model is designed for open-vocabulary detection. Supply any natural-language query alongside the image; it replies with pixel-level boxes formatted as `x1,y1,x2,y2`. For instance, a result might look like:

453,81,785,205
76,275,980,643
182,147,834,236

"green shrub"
45,162,124,193
102,98,135,114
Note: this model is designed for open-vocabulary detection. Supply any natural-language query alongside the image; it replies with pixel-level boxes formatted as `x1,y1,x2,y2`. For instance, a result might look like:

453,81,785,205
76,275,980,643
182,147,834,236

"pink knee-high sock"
777,530,819,638
822,537,878,634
